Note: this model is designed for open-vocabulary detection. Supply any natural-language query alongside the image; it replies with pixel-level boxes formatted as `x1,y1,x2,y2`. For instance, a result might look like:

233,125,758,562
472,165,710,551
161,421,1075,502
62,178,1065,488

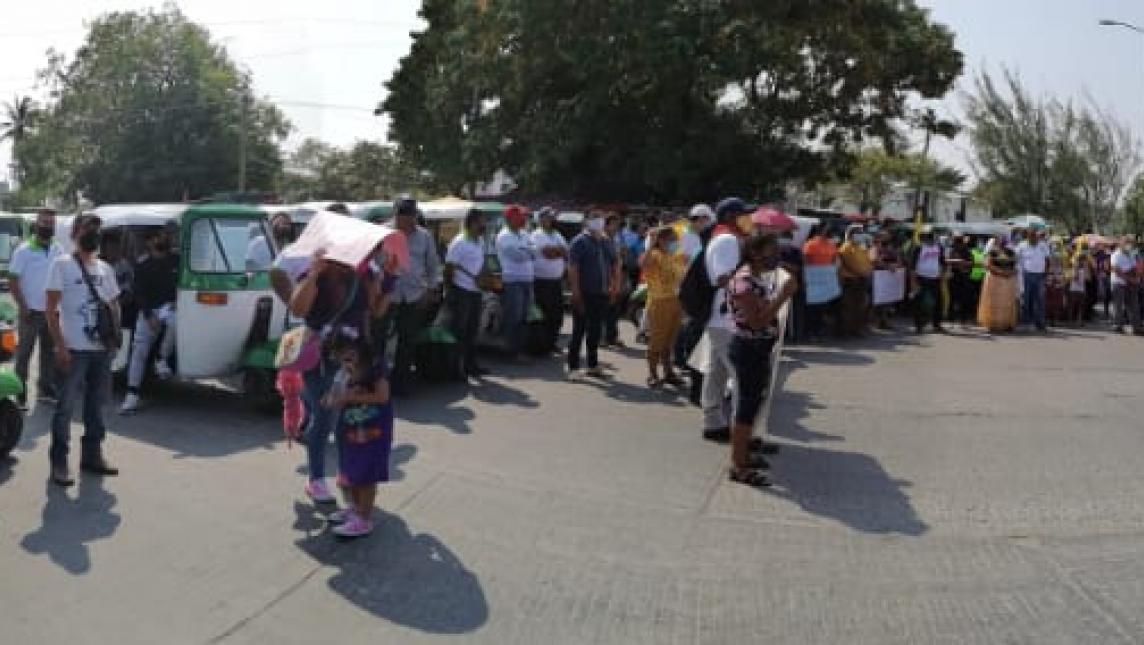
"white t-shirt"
705,232,741,330
1111,249,1137,287
446,234,485,292
1017,241,1051,274
46,255,121,351
495,228,535,283
247,236,274,271
681,231,703,262
9,240,62,311
531,228,568,280
914,244,943,279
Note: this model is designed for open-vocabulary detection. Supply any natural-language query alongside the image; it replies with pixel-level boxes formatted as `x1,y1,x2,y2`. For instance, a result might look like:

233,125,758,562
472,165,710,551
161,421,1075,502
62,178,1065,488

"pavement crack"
208,563,324,644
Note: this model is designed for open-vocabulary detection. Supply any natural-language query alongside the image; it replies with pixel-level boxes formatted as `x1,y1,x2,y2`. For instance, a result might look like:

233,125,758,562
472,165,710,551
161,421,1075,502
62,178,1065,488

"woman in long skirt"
978,235,1019,332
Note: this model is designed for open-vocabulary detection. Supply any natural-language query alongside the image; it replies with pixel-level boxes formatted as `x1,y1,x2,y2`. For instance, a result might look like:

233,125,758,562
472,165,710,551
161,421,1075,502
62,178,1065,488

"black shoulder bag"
75,255,121,350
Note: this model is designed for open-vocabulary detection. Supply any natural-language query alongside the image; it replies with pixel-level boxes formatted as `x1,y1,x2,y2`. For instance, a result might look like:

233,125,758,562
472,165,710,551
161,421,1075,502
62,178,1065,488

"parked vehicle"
61,203,288,410
0,299,25,459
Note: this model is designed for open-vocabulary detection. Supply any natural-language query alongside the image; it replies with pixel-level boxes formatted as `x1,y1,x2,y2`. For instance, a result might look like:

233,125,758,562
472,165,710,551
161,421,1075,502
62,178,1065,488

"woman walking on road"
726,233,797,488
837,227,873,337
978,234,1019,333
640,226,686,388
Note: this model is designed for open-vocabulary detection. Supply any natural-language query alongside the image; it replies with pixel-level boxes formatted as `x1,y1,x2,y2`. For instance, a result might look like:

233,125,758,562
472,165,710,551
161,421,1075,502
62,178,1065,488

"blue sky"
2,0,1144,187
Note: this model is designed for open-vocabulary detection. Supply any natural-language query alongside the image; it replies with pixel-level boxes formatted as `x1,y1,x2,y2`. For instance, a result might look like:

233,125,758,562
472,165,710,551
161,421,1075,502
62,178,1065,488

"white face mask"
586,218,605,233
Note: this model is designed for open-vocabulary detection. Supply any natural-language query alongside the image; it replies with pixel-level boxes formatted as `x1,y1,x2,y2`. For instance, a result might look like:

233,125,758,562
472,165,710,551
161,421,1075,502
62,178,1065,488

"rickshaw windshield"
188,217,275,274
0,219,25,263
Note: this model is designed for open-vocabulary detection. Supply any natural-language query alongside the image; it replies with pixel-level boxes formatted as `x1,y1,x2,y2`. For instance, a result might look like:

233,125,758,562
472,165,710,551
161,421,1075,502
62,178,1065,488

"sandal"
728,467,770,488
749,438,781,455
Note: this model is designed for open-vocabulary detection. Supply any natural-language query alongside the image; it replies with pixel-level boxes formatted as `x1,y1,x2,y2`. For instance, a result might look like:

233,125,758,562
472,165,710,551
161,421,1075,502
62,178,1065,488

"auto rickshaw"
60,203,288,410
0,212,33,285
0,298,24,459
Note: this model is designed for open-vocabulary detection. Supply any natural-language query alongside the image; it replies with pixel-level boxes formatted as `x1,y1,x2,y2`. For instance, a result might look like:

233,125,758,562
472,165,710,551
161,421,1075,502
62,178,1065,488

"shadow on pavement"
296,442,418,484
292,501,488,634
398,383,476,435
767,444,928,536
19,477,121,574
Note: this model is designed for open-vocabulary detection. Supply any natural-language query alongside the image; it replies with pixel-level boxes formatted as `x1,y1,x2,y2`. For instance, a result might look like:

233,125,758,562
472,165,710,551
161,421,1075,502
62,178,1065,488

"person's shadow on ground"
766,444,928,536
19,477,122,575
292,501,488,635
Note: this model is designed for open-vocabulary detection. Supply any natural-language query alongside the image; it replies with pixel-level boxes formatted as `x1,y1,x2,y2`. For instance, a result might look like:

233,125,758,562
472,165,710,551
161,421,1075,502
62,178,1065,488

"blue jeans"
500,282,532,356
302,358,341,480
1022,272,1046,328
50,350,111,466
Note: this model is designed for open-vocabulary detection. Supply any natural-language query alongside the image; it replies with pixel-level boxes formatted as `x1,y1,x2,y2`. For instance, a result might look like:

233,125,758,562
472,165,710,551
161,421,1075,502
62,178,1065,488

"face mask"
78,230,100,252
666,241,680,254
36,225,54,241
586,218,605,233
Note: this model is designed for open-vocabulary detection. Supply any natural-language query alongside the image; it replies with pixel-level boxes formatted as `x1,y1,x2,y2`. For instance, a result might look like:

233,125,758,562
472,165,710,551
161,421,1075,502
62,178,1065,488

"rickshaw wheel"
243,369,282,415
0,399,23,458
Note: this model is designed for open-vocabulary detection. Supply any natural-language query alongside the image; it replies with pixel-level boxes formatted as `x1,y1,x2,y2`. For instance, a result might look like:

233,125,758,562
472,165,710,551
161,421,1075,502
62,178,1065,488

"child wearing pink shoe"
323,335,394,538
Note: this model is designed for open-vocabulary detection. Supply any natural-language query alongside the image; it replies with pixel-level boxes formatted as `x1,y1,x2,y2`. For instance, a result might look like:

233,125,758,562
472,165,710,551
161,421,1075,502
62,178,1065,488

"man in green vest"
970,237,987,315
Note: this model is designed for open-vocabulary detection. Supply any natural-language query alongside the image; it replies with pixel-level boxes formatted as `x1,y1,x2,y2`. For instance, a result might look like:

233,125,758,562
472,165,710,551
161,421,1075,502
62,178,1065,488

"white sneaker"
154,360,174,381
119,393,141,415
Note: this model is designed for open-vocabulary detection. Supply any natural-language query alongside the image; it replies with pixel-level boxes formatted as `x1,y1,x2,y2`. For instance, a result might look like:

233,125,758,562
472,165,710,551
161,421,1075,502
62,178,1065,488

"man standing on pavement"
567,210,620,378
1017,228,1052,332
1110,235,1140,334
909,231,946,334
379,197,441,395
531,207,568,354
10,208,61,409
445,209,489,378
701,198,752,443
45,213,120,486
496,205,535,360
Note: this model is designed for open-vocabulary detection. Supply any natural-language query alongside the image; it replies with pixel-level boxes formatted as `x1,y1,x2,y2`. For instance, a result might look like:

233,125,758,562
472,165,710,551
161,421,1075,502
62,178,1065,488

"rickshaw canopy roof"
89,203,186,227
421,197,504,221
182,203,269,221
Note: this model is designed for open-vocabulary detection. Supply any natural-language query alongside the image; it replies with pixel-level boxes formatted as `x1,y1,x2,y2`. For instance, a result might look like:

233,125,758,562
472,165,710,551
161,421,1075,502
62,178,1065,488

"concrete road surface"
2,325,1144,644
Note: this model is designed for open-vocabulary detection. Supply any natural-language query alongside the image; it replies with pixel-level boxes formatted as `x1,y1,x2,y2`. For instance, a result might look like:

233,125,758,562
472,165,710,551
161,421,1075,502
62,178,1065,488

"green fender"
0,298,16,324
241,340,279,371
0,368,25,397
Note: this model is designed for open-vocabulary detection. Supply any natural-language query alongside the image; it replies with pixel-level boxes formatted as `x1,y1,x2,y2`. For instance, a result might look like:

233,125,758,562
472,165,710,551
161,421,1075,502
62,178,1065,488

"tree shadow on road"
292,501,488,634
765,444,928,536
397,382,477,435
19,477,121,574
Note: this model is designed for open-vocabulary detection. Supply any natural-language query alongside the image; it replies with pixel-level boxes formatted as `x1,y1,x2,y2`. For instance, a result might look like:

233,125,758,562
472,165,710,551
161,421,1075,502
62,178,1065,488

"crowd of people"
12,195,1144,537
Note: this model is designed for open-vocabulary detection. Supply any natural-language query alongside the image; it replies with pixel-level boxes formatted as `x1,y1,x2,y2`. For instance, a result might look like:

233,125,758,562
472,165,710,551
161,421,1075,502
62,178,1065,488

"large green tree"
17,7,289,205
283,138,433,202
381,0,963,203
966,69,1140,234
1,96,38,186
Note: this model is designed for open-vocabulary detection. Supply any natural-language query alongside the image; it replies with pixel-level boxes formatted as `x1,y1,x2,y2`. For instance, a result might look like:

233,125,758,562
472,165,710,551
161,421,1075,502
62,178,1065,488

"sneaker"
119,393,141,415
326,508,354,525
332,514,373,538
305,479,336,504
154,360,174,381
565,367,582,381
584,366,608,379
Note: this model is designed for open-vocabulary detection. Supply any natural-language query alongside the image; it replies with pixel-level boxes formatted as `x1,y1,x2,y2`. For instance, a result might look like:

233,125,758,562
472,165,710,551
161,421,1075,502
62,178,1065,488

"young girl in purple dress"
323,334,394,538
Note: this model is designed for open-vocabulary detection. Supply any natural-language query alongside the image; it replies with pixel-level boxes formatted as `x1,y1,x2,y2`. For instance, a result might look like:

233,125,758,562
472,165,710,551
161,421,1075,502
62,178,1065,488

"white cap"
689,204,714,220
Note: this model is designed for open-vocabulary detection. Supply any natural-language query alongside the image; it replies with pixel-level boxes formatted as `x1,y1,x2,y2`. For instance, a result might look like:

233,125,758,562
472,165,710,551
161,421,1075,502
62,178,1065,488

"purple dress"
336,365,394,487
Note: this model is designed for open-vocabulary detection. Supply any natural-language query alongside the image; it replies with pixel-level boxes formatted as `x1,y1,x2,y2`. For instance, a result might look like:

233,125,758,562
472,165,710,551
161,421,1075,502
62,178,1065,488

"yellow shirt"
644,249,685,300
838,242,873,279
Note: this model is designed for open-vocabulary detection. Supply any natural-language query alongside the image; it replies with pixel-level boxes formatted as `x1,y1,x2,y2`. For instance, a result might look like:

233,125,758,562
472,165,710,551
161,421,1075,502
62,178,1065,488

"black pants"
569,293,608,370
914,277,943,330
378,301,426,391
730,336,776,426
446,287,483,373
533,278,564,353
674,315,705,367
950,274,976,323
603,295,623,344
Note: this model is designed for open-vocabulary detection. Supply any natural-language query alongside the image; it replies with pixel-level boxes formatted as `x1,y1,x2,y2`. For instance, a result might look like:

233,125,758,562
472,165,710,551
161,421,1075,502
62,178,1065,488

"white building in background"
473,169,516,199
791,185,994,223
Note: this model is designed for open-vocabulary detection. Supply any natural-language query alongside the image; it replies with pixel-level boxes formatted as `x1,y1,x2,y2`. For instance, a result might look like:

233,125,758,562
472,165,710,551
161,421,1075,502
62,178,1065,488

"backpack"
678,226,718,323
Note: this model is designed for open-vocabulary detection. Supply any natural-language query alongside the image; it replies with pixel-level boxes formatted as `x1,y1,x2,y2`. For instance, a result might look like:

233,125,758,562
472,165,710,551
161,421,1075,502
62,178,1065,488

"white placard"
280,211,404,269
872,269,907,306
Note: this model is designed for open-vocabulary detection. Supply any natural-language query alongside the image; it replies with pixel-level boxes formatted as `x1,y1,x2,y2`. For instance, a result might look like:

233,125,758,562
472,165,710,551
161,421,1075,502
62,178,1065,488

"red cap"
505,204,530,226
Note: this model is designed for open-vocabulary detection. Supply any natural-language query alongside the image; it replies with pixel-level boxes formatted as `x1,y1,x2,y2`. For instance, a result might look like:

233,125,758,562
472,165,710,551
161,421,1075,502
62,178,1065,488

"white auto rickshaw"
61,203,289,409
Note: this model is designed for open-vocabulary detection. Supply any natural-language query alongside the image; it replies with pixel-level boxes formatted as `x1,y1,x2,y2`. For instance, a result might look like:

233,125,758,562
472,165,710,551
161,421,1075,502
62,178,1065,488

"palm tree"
1,95,37,185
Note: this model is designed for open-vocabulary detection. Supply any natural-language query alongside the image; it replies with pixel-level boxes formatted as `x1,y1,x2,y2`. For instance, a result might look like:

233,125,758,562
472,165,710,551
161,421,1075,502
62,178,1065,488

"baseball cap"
689,204,714,220
393,195,418,217
715,197,751,220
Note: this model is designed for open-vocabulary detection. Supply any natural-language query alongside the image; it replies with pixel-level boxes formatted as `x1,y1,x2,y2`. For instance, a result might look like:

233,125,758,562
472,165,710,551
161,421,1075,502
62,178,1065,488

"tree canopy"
283,138,431,203
966,69,1140,234
381,0,963,203
14,6,289,206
